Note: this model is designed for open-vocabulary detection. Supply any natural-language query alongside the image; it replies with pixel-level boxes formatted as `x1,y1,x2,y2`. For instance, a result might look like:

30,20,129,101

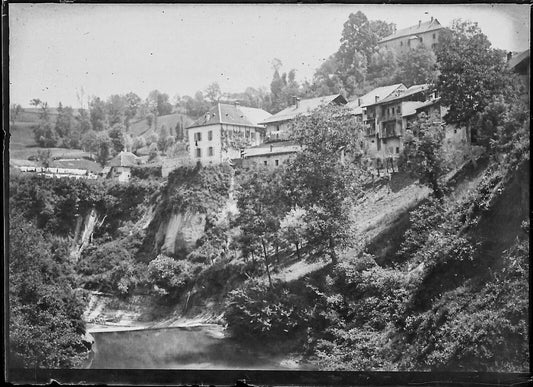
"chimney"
418,20,421,28
375,96,379,103
292,96,300,108
507,51,513,62
358,98,362,106
430,16,434,23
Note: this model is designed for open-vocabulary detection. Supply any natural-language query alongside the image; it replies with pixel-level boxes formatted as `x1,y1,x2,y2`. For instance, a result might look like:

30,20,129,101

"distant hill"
129,113,193,139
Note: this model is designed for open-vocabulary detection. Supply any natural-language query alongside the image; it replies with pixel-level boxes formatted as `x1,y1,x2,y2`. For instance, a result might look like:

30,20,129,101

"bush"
225,280,310,340
146,255,198,296
131,165,162,179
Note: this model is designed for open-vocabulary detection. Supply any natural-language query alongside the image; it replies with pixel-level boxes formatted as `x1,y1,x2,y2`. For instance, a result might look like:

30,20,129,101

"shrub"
146,255,197,296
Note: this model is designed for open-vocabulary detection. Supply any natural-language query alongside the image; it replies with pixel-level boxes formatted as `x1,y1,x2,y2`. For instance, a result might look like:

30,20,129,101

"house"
364,84,432,164
259,94,347,141
186,102,271,165
378,17,443,53
507,49,530,97
107,151,141,182
346,84,407,158
242,140,302,168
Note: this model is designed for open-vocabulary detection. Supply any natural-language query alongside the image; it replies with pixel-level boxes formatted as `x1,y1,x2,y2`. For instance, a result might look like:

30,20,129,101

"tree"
55,103,80,148
334,12,395,96
81,130,99,156
106,94,126,127
205,82,222,104
95,131,112,167
400,111,447,199
285,105,365,263
9,213,89,368
146,90,173,117
436,19,511,140
157,125,170,153
10,104,23,125
279,206,307,260
76,108,92,133
124,92,141,128
367,47,399,87
31,100,59,147
89,96,107,131
108,123,126,155
396,45,438,87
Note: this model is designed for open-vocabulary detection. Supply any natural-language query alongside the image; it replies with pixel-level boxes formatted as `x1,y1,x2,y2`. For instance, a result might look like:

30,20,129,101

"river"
89,324,304,369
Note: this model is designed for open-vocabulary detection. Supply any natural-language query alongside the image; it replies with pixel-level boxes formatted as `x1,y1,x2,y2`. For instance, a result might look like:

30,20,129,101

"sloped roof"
260,94,347,124
508,49,530,72
401,101,427,117
379,18,443,43
368,84,430,106
187,103,271,129
108,151,140,168
346,84,406,114
244,140,301,157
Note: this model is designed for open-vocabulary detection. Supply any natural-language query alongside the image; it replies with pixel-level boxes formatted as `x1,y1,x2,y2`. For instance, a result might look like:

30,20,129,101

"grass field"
9,120,101,172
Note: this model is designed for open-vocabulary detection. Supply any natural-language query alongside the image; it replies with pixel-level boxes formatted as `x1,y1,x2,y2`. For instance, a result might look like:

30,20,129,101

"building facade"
186,103,271,165
378,18,443,53
242,141,301,168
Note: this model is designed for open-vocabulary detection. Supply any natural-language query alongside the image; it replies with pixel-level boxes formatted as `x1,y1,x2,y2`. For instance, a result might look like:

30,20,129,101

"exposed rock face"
156,211,206,256
70,208,101,262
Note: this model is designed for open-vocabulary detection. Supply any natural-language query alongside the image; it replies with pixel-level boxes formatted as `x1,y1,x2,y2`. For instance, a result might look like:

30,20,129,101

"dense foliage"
9,213,89,368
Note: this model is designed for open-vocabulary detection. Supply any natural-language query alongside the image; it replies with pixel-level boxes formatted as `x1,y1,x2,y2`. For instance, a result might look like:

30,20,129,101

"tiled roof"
260,94,347,124
401,101,427,117
187,103,271,129
379,19,443,43
108,151,140,167
346,84,406,114
367,84,430,106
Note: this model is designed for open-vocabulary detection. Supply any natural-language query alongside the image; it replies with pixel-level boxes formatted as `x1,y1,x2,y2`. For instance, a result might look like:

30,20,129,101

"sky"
9,3,530,108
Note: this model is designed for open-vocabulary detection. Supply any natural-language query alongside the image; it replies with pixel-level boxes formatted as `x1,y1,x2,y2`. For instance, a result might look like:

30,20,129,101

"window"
400,41,403,46
407,40,411,47
208,147,213,156
195,132,202,142
208,130,213,141
275,160,279,166
420,37,423,43
433,33,436,39
264,160,268,166
251,132,256,141
392,107,395,115
396,147,400,154
397,106,401,114
196,148,201,158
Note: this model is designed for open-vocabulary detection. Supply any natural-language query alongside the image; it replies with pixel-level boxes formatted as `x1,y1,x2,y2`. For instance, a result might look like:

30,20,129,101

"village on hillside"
10,18,530,183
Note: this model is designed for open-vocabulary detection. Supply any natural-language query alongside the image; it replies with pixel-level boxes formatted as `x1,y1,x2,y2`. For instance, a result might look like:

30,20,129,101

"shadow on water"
90,325,299,369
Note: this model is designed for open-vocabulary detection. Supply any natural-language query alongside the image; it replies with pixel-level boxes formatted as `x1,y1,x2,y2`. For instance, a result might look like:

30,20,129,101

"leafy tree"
95,131,112,167
366,46,399,87
55,103,80,148
146,89,173,117
334,12,395,96
286,105,365,263
132,136,146,154
146,255,196,296
279,206,307,260
436,19,511,140
157,125,170,153
148,143,159,161
396,45,437,87
30,99,59,147
400,111,448,199
205,82,222,104
89,96,107,131
76,108,92,133
124,92,142,128
81,130,99,156
9,213,89,368
106,94,126,127
108,123,126,155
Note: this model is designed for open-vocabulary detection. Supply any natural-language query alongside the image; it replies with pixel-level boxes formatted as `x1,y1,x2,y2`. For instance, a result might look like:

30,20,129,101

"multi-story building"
364,84,432,164
347,84,407,158
242,140,301,168
378,17,443,53
186,103,271,165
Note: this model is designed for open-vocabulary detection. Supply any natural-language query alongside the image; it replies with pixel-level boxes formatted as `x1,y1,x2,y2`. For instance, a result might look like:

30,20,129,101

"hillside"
129,112,193,139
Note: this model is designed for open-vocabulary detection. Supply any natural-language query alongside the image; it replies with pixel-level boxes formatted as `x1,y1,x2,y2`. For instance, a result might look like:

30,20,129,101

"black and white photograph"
5,2,530,385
